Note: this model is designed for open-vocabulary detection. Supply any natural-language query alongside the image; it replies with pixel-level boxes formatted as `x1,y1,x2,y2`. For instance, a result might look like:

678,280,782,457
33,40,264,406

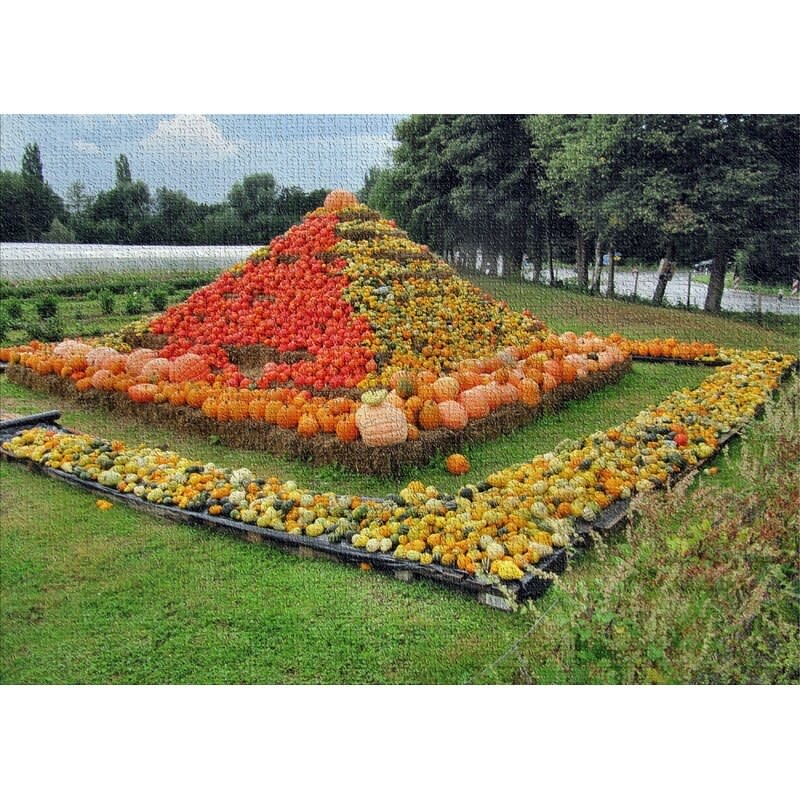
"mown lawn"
1,274,797,683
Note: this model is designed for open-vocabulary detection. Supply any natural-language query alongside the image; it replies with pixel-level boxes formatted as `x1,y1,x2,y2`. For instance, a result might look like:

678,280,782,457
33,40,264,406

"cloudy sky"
0,114,408,204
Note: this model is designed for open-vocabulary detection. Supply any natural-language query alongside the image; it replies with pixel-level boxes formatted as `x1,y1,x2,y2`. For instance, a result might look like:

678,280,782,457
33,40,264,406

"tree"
656,115,795,311
152,187,201,244
3,143,65,241
228,173,278,240
115,154,132,185
65,181,92,216
42,218,76,243
21,143,44,183
0,171,28,240
380,115,541,276
364,166,406,223
445,115,538,279
87,156,152,243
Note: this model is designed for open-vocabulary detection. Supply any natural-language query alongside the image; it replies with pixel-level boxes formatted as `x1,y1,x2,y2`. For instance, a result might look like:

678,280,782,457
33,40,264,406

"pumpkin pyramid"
144,190,552,394
2,191,629,472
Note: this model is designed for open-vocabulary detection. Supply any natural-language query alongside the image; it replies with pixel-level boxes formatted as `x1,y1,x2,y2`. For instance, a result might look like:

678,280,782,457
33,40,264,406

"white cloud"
73,139,101,154
139,114,240,160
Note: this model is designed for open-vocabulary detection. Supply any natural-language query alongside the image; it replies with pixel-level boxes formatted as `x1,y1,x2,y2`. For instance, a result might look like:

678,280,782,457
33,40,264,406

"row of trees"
0,147,328,246
361,115,799,311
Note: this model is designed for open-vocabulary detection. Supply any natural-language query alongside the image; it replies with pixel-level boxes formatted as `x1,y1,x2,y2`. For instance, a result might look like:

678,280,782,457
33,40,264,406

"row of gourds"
3,347,793,582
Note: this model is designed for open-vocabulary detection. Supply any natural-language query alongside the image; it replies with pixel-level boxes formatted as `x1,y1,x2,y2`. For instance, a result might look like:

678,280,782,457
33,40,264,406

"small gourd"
445,453,470,475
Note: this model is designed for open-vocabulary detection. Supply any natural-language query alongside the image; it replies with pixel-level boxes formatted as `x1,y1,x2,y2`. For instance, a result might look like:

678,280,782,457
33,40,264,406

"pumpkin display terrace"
0,192,634,475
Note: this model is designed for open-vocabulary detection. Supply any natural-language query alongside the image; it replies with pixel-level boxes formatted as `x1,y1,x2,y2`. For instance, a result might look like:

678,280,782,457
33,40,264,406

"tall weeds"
516,377,799,684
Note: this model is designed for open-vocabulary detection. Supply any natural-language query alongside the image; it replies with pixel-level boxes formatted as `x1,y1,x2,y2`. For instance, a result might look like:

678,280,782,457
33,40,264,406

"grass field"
1,273,798,684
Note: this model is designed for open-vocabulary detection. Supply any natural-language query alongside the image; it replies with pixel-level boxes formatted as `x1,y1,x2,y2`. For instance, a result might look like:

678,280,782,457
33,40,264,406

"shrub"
0,311,9,342
2,298,24,324
27,317,64,342
150,289,169,312
124,294,145,315
98,290,115,315
35,295,59,319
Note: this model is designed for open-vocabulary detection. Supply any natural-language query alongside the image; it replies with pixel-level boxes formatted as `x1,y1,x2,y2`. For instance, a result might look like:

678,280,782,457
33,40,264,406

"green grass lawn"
1,273,797,684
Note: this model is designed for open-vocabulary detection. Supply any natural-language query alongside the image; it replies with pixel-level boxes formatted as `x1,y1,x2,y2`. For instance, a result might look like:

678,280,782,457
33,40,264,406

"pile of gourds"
3,347,794,583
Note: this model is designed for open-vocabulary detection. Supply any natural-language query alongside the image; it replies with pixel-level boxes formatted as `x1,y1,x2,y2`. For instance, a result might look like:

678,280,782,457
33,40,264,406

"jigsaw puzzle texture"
1,114,798,685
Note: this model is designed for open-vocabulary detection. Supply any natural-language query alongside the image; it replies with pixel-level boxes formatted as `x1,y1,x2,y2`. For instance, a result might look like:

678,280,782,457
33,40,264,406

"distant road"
535,265,800,316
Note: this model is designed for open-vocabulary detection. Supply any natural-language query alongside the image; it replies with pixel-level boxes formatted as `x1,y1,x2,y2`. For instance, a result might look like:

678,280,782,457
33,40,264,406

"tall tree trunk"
527,214,543,283
590,238,603,293
504,242,523,281
531,239,543,283
704,240,729,312
575,232,588,289
652,239,677,304
606,243,615,297
653,256,672,305
542,216,551,284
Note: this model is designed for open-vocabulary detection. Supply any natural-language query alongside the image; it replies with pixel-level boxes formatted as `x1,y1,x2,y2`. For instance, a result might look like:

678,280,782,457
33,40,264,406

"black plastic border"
0,413,564,611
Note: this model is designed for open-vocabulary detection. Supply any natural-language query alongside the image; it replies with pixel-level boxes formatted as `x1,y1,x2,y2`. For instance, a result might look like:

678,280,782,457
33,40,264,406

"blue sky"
0,114,408,204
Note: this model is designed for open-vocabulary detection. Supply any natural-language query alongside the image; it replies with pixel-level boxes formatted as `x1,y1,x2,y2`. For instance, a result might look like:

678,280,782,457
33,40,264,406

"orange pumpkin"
90,369,115,391
139,358,171,382
323,189,359,211
128,383,159,404
169,353,208,383
518,378,541,406
126,348,158,376
317,409,338,434
432,376,460,402
438,400,469,430
445,453,470,475
263,400,283,424
561,362,577,383
276,404,301,429
459,386,490,420
297,413,320,438
335,413,359,442
418,400,441,431
541,373,558,392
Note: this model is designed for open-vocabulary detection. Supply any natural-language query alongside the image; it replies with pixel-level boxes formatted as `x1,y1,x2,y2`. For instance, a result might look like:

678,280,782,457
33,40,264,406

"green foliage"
35,295,59,319
115,154,132,185
98,290,115,315
2,298,24,322
123,294,145,315
0,311,8,341
26,316,64,342
510,379,800,684
21,143,44,183
150,289,169,312
1,144,64,242
41,217,76,243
